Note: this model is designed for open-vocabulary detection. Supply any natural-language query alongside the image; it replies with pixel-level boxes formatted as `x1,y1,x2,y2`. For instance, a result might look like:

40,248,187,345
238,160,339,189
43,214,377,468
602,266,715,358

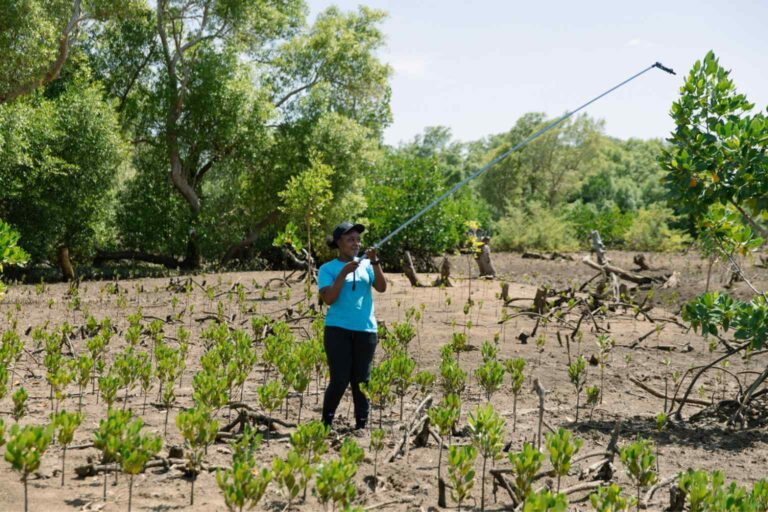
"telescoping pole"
369,61,676,253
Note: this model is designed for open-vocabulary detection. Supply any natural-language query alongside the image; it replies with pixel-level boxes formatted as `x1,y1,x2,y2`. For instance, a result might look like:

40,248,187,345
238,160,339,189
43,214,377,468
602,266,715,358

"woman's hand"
365,248,377,261
340,260,359,276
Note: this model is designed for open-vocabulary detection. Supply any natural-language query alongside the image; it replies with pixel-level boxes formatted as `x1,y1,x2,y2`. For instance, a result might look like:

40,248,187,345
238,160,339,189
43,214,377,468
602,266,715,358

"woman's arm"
366,248,387,293
319,261,358,305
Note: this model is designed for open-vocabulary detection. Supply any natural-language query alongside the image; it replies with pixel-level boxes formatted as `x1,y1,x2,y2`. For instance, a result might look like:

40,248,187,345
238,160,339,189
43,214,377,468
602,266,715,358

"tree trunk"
589,230,607,265
403,251,422,287
57,245,76,281
220,210,279,265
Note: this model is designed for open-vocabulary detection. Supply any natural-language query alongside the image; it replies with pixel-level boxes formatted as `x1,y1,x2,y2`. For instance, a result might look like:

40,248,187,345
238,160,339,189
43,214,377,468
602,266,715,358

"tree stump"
433,257,452,287
475,236,496,278
500,282,510,302
589,230,607,265
402,251,422,287
532,287,547,314
633,253,651,271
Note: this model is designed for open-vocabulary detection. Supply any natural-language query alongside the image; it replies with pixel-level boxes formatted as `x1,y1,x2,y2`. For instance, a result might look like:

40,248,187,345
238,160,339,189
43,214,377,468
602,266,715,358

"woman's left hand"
365,247,378,262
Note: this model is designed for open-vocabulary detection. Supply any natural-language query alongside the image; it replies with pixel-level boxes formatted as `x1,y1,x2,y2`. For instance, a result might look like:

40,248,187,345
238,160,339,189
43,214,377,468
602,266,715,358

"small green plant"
414,370,436,395
51,410,83,486
177,406,219,505
4,423,54,512
590,483,629,511
655,412,668,472
93,408,132,500
447,444,477,511
505,357,526,432
272,449,311,508
567,355,587,422
475,358,505,401
389,351,416,420
428,394,461,486
545,428,583,491
439,355,467,397
120,417,162,512
370,428,385,491
12,387,28,421
468,404,506,511
217,426,271,512
257,379,288,443
99,372,120,411
509,442,545,503
620,437,657,511
361,362,394,428
586,385,600,421
523,489,568,512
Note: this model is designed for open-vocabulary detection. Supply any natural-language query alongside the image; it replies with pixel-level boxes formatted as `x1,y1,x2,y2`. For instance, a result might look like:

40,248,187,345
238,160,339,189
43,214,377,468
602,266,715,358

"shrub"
624,205,690,252
495,202,579,252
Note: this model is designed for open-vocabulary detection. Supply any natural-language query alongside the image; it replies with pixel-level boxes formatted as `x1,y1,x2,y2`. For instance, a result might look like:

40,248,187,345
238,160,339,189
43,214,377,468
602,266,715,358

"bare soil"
0,250,766,511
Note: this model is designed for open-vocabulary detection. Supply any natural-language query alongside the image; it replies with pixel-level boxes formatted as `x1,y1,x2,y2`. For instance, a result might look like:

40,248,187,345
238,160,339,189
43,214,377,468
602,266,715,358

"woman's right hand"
340,260,359,276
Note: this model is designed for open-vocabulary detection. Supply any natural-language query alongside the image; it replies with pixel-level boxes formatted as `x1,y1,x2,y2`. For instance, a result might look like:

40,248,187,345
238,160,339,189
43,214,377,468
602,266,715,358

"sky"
306,0,768,146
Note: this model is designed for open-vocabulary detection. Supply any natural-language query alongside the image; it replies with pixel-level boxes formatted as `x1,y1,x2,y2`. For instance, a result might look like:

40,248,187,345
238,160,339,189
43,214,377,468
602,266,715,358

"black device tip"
653,62,676,75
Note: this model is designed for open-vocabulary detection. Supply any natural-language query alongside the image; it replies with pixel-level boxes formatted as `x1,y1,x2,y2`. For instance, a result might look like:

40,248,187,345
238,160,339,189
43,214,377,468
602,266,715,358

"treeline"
0,1,688,277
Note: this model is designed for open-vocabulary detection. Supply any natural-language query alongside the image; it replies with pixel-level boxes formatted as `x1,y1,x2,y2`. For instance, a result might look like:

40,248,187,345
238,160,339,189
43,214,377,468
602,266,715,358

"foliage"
523,489,568,512
620,437,657,509
468,403,505,511
545,428,583,491
509,442,545,503
176,406,219,504
661,51,768,232
590,483,629,512
447,444,477,511
683,293,768,349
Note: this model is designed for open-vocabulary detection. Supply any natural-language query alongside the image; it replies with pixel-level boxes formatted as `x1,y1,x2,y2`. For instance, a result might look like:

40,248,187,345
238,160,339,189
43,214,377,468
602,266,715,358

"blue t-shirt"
318,258,377,333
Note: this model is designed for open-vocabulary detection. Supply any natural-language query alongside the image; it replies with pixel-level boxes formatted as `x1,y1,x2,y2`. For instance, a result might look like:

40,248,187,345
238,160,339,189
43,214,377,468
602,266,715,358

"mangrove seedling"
509,442,545,503
567,356,587,422
468,404,506,511
370,428,385,491
586,385,600,421
93,408,132,500
272,448,311,507
545,428,583,491
176,406,219,505
389,351,416,420
257,379,288,443
475,358,505,401
4,423,54,512
505,357,526,432
522,489,568,512
12,386,28,422
619,437,657,511
447,444,477,512
314,456,358,510
51,410,83,486
590,483,629,512
120,418,162,512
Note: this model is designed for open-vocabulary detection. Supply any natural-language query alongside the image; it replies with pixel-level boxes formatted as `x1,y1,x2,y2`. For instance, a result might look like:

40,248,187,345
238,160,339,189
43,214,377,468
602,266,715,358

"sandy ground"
0,250,766,511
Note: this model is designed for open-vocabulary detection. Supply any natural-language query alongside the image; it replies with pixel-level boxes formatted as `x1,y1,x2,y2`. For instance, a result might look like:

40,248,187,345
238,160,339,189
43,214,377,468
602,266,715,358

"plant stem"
23,474,28,512
481,455,487,511
61,446,67,486
129,474,134,512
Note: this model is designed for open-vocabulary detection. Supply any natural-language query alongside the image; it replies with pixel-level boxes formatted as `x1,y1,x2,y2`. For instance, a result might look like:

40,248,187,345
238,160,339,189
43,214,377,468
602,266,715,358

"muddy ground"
0,250,766,511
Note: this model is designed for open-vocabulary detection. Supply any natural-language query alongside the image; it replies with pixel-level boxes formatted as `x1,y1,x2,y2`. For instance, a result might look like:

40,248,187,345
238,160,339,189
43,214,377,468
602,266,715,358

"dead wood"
522,251,548,260
633,253,651,271
402,251,422,287
582,256,664,285
433,257,452,287
94,249,184,269
476,237,496,278
630,377,710,407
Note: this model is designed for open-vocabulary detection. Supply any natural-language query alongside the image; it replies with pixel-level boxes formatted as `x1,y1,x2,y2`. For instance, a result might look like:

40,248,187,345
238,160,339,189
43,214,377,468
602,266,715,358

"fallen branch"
630,377,710,407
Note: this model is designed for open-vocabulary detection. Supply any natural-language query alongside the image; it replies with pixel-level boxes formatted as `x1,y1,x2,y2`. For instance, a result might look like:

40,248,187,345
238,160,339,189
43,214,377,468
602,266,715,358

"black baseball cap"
327,221,365,249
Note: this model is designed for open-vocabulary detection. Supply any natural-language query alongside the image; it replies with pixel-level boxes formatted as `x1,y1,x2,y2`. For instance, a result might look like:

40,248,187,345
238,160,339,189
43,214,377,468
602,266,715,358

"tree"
0,67,126,272
661,51,768,239
0,0,143,104
101,1,391,267
0,220,28,297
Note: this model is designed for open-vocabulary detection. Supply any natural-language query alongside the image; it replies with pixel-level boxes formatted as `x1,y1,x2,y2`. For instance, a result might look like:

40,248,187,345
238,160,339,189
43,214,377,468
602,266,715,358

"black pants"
321,326,377,428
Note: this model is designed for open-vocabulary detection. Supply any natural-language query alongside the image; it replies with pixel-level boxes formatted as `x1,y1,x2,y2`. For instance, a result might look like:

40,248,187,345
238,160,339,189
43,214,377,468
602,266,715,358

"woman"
318,221,386,430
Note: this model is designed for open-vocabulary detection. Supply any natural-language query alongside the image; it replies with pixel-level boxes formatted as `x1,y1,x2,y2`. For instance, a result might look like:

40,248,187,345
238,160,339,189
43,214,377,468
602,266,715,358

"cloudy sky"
306,0,768,146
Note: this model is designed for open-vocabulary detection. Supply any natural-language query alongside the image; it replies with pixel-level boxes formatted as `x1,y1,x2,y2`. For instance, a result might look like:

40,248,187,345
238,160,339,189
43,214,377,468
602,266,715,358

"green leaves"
509,442,545,503
620,437,657,500
683,293,768,349
468,404,505,461
590,483,628,512
545,428,583,490
447,444,477,509
120,417,162,476
661,51,768,237
4,423,54,478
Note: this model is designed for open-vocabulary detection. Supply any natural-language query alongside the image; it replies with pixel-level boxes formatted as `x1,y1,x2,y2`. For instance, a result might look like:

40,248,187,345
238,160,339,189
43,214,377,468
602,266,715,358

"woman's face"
338,230,362,259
